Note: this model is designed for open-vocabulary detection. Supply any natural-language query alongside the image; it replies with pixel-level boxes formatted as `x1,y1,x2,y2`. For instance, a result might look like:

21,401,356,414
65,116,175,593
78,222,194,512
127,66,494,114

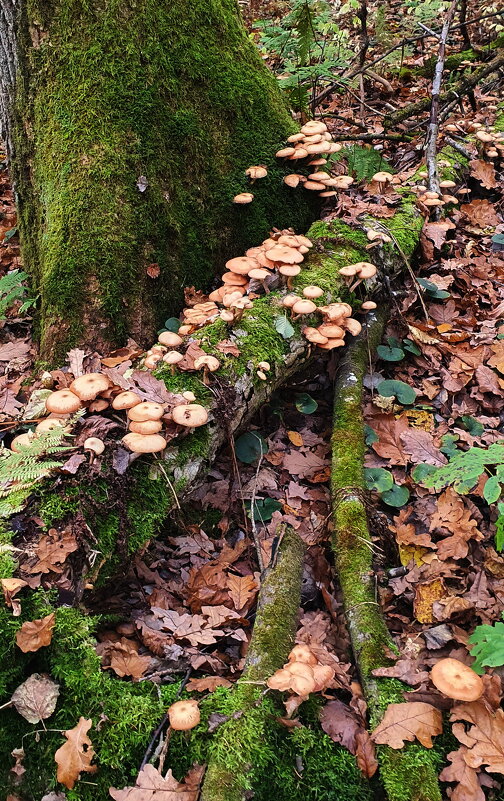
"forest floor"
0,4,504,800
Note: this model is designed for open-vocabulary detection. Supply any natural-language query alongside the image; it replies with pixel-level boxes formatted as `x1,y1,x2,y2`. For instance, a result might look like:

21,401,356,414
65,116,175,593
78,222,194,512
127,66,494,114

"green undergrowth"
15,0,317,359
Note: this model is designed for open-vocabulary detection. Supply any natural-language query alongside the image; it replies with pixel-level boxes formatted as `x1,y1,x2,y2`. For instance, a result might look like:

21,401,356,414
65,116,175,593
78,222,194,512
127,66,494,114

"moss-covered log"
331,316,442,801
0,0,316,360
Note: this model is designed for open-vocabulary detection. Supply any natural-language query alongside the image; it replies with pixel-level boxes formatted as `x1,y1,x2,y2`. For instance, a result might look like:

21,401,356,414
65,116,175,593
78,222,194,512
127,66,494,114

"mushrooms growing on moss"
291,299,317,319
302,285,323,299
122,433,167,453
278,264,301,289
35,418,68,434
46,389,82,415
282,294,301,309
129,420,163,434
288,644,317,666
168,699,201,731
248,267,272,294
158,331,183,347
361,300,377,311
128,402,165,422
70,373,110,401
267,245,304,265
172,403,209,428
430,658,483,702
163,351,184,374
245,166,267,180
226,256,258,276
303,327,328,346
11,433,34,452
194,355,220,384
233,192,254,204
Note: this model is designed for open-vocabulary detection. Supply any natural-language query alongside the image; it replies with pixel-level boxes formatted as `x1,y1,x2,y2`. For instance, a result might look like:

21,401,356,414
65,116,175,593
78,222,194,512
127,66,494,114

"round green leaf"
403,338,421,356
412,463,438,484
381,484,410,507
365,425,379,446
295,393,318,414
235,431,268,464
460,415,484,437
377,344,405,362
377,379,416,405
163,317,181,332
483,475,501,504
364,468,394,493
246,497,283,522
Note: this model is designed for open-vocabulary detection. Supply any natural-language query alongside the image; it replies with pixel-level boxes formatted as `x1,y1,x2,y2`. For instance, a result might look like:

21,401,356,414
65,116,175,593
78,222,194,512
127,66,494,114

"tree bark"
0,0,315,361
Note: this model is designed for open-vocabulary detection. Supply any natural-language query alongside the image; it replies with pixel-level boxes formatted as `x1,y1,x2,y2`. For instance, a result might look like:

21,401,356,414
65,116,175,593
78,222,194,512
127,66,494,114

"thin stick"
249,448,265,574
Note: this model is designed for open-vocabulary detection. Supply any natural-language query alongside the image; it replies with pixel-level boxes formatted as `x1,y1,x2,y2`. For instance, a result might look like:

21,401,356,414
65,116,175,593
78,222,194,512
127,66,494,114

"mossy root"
331,311,442,801
201,527,305,801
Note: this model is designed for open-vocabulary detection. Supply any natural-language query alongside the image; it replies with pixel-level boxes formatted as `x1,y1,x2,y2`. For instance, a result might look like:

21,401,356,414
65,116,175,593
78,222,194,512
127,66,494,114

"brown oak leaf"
54,717,97,789
439,746,485,801
371,702,442,749
450,701,504,774
227,574,258,611
355,730,379,779
16,613,55,653
27,528,79,574
186,676,232,693
1,578,27,616
469,159,497,190
109,763,204,800
370,414,409,465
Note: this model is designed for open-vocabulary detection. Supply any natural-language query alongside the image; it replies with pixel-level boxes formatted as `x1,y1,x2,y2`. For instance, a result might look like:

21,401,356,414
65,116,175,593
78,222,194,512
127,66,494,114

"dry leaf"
67,348,86,378
414,579,447,623
400,429,447,466
371,702,442,748
11,673,59,723
54,717,97,789
147,262,160,278
439,747,485,801
109,763,205,800
27,528,79,574
461,199,499,228
16,613,55,653
450,701,504,774
469,159,497,190
106,640,151,680
287,431,303,447
1,578,27,616
320,700,362,753
227,574,258,611
355,730,378,779
186,676,232,693
216,339,240,357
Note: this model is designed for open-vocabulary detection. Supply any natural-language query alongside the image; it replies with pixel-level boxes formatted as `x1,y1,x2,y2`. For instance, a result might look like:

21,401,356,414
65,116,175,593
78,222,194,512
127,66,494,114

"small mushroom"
172,403,209,428
439,180,456,189
291,299,317,319
182,391,196,402
304,180,327,191
290,673,316,696
371,171,393,194
122,433,167,453
158,331,183,347
320,302,352,320
35,418,68,434
312,664,336,691
318,323,345,339
129,420,163,434
162,351,184,375
221,271,248,286
84,437,105,455
194,355,220,384
248,267,272,294
267,668,293,692
361,300,377,311
302,285,323,299
144,353,162,369
287,133,306,144
475,130,493,143
112,391,142,411
226,256,258,276
266,245,304,265
233,192,254,204
276,147,296,159
245,165,267,180
168,699,201,731
282,294,301,309
45,389,82,415
279,265,301,290
303,327,328,346
300,121,327,135
430,658,483,702
128,402,165,422
344,318,362,336
11,433,34,452
220,309,235,323
283,174,301,188
318,338,345,350
257,370,267,380
88,399,109,413
257,361,271,372
288,644,317,666
70,373,110,401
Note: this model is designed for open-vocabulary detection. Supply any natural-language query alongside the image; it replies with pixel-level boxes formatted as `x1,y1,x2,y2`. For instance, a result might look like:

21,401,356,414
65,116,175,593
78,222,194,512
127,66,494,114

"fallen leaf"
11,673,59,723
147,262,160,278
372,659,430,687
227,574,258,611
1,578,27,616
54,717,97,789
439,746,485,801
287,431,303,447
371,702,442,749
488,341,504,375
16,613,55,653
450,700,504,774
27,528,79,574
216,339,240,357
67,349,86,378
469,159,497,190
461,199,499,228
186,676,232,693
320,700,362,752
400,429,447,466
105,640,151,680
370,414,409,465
0,341,31,361
109,763,204,800
414,579,447,623
355,730,378,779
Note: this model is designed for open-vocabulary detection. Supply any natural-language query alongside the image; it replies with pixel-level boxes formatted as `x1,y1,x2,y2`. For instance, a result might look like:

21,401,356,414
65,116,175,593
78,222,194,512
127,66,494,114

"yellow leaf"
414,579,446,624
287,431,303,447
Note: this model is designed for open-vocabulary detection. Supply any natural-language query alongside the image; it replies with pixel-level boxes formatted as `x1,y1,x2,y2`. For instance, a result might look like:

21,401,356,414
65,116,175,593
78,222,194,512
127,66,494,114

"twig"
444,135,473,159
424,0,458,207
459,0,472,50
249,446,265,574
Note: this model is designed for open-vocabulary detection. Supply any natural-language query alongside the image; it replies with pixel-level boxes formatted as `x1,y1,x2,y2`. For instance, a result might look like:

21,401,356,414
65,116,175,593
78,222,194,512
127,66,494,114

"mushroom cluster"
267,644,335,697
276,121,353,199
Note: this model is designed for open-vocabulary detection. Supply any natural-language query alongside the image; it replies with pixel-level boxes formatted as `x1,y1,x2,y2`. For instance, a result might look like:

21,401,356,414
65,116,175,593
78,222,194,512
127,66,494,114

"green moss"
13,0,316,360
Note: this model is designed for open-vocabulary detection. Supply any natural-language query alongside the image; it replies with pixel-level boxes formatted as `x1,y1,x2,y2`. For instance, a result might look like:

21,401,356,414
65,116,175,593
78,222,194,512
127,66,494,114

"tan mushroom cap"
353,262,377,277
182,391,196,402
303,133,323,144
304,180,327,191
88,399,109,413
288,148,309,160
208,287,226,303
282,294,301,308
301,120,327,135
172,403,209,428
257,361,271,371
122,432,167,453
424,198,445,207
11,433,34,452
308,171,329,182
248,267,271,281
267,245,304,264
304,327,328,345
283,174,301,188
230,297,253,310
319,338,345,350
84,437,105,455
168,699,201,731
233,192,254,204
245,165,267,179
223,288,246,307
276,147,296,158
194,355,220,372
279,265,301,278
318,323,345,338
46,389,82,415
163,351,184,365
361,300,377,310
226,256,258,275
290,674,316,696
222,271,248,286
286,661,315,679
476,131,493,142
287,133,306,143
430,658,484,702
288,644,318,666
158,331,183,347
144,354,161,369
128,401,165,422
220,309,235,322
70,373,110,401
305,143,329,155
439,179,456,188
320,302,352,320
35,418,68,434
339,264,358,277
278,235,302,248
320,190,337,197
345,318,363,336
312,664,336,691
372,171,393,183
302,286,324,299
112,391,142,410
292,299,317,315
129,419,163,434
267,668,293,692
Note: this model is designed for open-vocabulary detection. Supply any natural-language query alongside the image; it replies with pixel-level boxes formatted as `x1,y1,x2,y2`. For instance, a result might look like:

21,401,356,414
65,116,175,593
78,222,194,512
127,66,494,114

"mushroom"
266,245,304,265
430,658,483,702
129,420,163,434
276,147,296,158
45,389,82,415
300,121,327,135
225,256,258,276
128,402,165,422
475,131,493,143
257,361,271,372
288,644,317,666
291,299,317,319
320,302,352,320
257,370,267,380
84,437,105,455
208,287,226,303
162,351,184,375
282,294,301,309
182,391,196,402
267,668,293,692
312,664,336,691
35,418,68,434
223,289,246,308
122,433,167,453
286,661,315,679
320,190,337,197
194,355,220,384
319,338,345,350
304,180,327,191
248,267,272,294
287,133,306,144
112,391,142,411
172,403,209,428
339,264,359,278
178,324,193,335
303,327,328,346
233,192,254,204
302,285,323,299
168,699,201,731
70,373,110,401
220,309,235,323
158,331,183,347
288,147,309,160
144,353,162,369
367,229,392,243
221,271,248,286
283,174,301,188
279,265,301,290
290,673,316,696
361,300,377,311
88,399,109,413
439,180,456,189
318,323,345,339
344,318,362,336
371,171,393,194
11,433,34,452
245,165,267,180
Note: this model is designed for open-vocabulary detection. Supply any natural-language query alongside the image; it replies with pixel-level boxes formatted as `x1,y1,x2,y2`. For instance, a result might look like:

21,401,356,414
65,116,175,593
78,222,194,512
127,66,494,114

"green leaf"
295,393,318,414
419,442,504,493
364,468,394,493
377,344,405,362
440,434,459,458
381,484,410,507
3,227,17,242
163,317,181,332
235,431,268,464
468,621,504,674
460,415,484,437
496,504,504,552
364,425,379,446
275,316,295,339
483,475,501,504
492,233,504,245
402,338,421,356
377,379,416,405
417,277,450,299
246,497,283,522
412,463,438,484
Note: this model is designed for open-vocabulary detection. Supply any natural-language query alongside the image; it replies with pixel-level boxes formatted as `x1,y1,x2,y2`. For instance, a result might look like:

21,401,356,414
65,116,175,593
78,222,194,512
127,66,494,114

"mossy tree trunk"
0,0,314,361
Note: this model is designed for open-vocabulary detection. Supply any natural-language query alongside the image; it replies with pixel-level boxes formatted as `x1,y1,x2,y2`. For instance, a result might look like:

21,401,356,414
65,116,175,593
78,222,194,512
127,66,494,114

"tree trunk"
0,0,314,361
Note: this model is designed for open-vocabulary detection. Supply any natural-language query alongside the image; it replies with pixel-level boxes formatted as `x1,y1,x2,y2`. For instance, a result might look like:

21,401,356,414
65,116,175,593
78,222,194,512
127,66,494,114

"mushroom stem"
349,278,363,292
